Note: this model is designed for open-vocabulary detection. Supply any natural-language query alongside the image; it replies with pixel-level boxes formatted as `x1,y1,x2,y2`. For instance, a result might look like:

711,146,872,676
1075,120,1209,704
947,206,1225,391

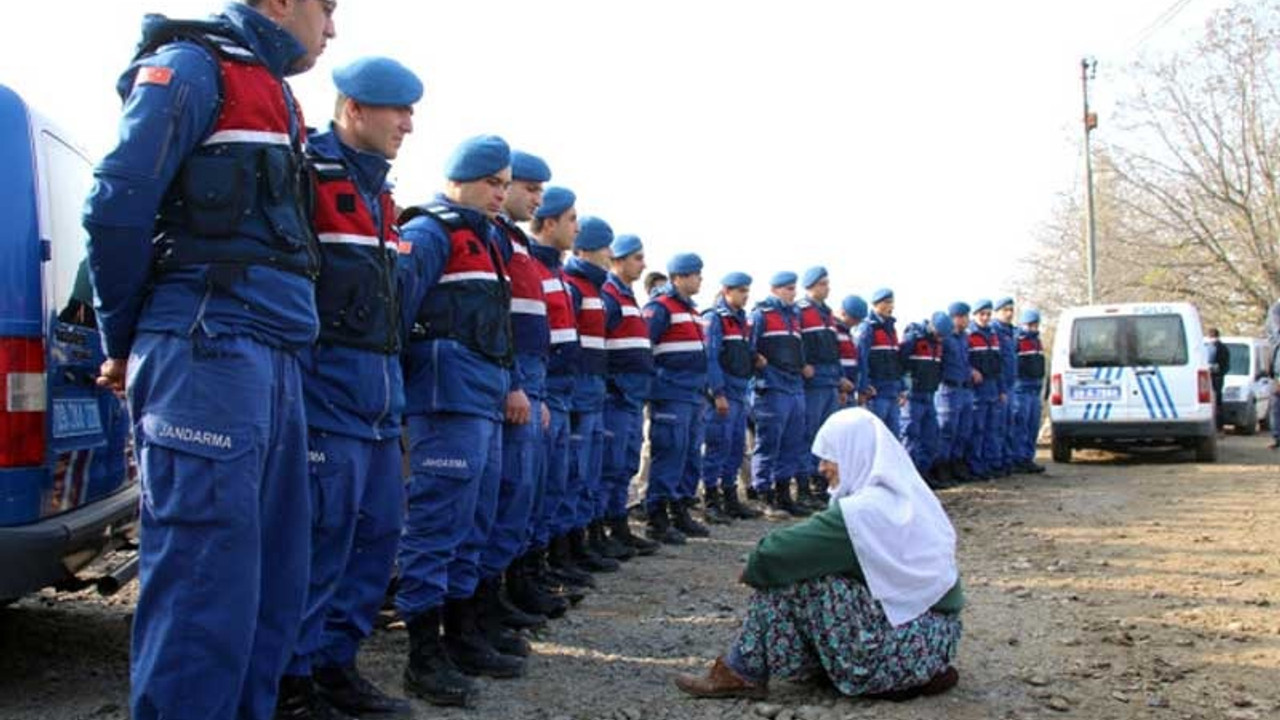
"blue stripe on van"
1134,370,1156,419
1104,367,1115,419
1145,373,1168,419
1154,368,1179,419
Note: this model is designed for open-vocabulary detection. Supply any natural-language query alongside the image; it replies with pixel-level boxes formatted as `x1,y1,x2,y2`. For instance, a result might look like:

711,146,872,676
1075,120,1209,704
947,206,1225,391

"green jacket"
742,504,965,614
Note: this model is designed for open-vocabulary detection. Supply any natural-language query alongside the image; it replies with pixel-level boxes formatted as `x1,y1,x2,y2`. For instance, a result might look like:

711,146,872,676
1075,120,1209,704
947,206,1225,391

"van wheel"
1051,434,1072,463
1194,433,1218,463
1237,406,1258,436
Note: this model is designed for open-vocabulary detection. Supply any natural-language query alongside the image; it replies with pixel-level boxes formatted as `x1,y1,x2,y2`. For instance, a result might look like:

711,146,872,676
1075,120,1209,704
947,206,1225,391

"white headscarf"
812,408,959,627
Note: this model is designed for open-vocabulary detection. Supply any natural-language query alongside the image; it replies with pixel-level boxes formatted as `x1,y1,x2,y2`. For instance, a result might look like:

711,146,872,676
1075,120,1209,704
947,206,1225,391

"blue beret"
611,234,643,259
995,296,1014,311
770,271,798,288
333,56,423,106
721,271,752,288
535,186,575,219
931,312,954,336
948,301,971,316
973,298,994,313
574,216,613,251
444,134,511,182
871,287,894,304
842,295,868,320
667,253,703,276
802,266,828,288
1020,309,1042,325
511,151,551,182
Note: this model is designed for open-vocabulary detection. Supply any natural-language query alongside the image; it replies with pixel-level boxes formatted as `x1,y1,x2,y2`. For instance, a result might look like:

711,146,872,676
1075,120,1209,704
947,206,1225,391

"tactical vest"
310,155,403,353
756,306,803,374
140,20,318,282
563,272,606,376
865,318,902,381
798,301,839,365
495,216,550,357
1017,333,1046,380
967,327,1002,379
708,306,753,379
650,294,706,371
401,204,514,367
836,323,860,374
601,279,654,375
905,335,943,394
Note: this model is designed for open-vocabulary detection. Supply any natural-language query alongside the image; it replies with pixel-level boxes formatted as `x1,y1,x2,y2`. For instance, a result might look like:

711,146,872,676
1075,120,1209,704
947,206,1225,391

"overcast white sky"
0,0,1223,321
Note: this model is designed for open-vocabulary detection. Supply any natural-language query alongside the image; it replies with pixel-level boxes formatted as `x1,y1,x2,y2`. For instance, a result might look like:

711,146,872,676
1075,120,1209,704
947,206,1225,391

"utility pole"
1081,57,1100,305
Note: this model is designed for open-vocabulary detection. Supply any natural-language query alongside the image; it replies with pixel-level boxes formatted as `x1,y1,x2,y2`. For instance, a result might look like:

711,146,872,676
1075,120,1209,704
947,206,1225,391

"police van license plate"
1069,385,1122,402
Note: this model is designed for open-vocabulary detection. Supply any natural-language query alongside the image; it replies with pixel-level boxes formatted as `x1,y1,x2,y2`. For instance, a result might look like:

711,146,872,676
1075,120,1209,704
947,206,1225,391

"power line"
1129,0,1195,52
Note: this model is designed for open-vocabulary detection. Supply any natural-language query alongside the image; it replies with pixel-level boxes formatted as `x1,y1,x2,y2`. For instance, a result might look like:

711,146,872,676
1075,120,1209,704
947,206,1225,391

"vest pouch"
258,146,309,251
181,153,250,237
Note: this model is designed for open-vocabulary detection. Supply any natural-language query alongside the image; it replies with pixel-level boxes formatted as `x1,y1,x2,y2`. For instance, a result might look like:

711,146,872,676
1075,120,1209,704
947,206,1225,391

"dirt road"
2,436,1277,720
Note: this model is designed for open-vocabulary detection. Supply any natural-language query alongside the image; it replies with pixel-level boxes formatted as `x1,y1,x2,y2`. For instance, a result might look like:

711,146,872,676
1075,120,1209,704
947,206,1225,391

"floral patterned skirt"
726,575,961,696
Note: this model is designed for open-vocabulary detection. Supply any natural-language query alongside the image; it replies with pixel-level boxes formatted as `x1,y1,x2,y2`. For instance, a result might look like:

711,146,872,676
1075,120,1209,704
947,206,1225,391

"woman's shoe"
867,665,959,702
673,657,768,700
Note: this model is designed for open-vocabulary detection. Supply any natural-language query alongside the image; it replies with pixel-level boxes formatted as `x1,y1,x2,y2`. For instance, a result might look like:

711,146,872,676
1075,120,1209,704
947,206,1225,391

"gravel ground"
2,434,1278,720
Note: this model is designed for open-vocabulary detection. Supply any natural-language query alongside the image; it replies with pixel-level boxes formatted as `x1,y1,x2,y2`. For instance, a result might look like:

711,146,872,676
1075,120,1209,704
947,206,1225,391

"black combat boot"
950,459,975,483
441,597,525,679
590,519,635,562
403,609,477,707
547,533,596,588
474,578,535,657
793,475,825,511
774,478,810,518
670,497,711,538
531,545,587,605
483,574,546,632
608,514,659,556
507,550,568,619
275,675,352,720
722,485,763,520
701,487,732,525
569,526,620,573
760,488,792,521
313,664,411,718
645,501,687,545
744,485,759,501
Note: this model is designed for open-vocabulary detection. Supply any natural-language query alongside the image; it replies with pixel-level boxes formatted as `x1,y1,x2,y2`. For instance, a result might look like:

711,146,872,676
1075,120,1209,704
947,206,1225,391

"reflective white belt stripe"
723,336,746,342
1018,351,1043,356
841,359,858,367
870,344,897,350
550,328,579,343
654,340,705,355
763,330,797,337
439,271,499,283
317,233,380,247
836,334,851,342
510,298,547,316
802,326,834,334
204,129,291,146
606,337,652,350
543,278,565,293
669,312,694,324
620,306,642,317
909,355,942,361
581,298,604,310
311,161,345,173
579,336,605,350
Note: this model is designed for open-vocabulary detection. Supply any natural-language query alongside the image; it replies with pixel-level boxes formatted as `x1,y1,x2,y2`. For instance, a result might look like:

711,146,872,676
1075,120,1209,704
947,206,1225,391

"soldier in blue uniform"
856,288,906,436
600,234,662,555
965,299,1003,480
561,218,622,573
835,295,867,407
701,272,762,522
937,302,977,484
900,312,954,490
397,135,523,704
644,253,712,541
749,272,809,519
279,56,420,720
796,267,851,508
1012,310,1048,474
84,4,334,719
992,297,1019,477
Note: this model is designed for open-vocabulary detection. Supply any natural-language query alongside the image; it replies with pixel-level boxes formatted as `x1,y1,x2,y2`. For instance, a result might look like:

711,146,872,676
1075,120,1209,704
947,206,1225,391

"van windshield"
1224,343,1250,376
1070,314,1189,368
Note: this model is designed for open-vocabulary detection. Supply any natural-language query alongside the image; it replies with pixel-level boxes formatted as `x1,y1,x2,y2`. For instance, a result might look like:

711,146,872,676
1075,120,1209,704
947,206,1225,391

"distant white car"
1048,302,1216,463
1215,336,1274,435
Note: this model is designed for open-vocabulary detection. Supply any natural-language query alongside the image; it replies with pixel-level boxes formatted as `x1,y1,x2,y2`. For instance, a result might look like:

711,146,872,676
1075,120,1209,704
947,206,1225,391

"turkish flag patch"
397,240,413,255
135,66,174,87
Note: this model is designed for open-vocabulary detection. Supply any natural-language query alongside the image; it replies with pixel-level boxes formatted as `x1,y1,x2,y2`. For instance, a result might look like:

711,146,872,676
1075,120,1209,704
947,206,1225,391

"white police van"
1048,302,1216,463
1217,335,1273,435
0,84,139,602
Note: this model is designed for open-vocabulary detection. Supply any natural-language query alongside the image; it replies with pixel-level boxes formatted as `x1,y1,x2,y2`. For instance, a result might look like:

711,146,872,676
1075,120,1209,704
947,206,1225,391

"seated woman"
675,408,964,701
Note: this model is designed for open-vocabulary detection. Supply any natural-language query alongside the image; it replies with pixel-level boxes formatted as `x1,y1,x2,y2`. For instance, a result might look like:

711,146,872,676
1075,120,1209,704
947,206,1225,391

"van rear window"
1070,314,1188,368
1224,343,1250,376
